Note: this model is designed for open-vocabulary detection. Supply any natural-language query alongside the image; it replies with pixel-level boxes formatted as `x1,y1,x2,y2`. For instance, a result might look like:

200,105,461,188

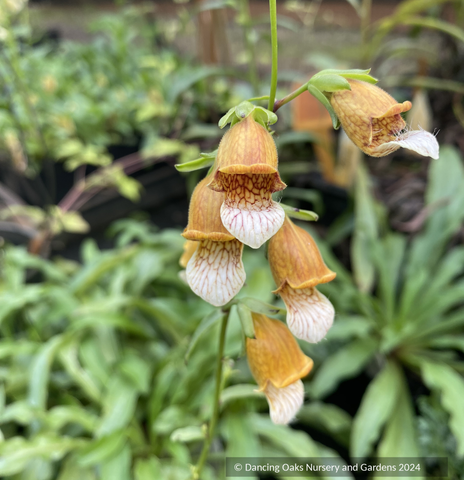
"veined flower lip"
273,274,336,295
255,357,314,391
207,168,286,193
182,229,234,242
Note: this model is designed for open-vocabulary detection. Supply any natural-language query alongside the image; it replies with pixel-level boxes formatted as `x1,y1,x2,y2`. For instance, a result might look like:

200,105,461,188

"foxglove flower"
268,217,336,343
208,115,286,249
330,79,439,159
182,176,246,306
246,313,313,424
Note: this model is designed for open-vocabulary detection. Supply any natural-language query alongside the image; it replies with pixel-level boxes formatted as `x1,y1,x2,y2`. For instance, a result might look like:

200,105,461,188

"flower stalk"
267,0,278,112
193,311,229,479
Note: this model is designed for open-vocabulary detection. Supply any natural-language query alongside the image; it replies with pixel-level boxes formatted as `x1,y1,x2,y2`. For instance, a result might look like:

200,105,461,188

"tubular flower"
268,217,336,343
330,79,439,159
208,115,286,249
246,313,313,425
182,175,246,307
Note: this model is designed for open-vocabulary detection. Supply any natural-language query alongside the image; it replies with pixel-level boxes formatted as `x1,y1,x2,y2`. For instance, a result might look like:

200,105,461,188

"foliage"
0,218,354,479
304,145,464,475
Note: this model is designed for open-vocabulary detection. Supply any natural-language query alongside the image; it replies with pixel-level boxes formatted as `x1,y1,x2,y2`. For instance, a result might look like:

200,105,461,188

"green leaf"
237,303,255,338
281,203,319,222
309,74,351,93
220,384,263,409
134,458,162,480
119,353,151,394
377,372,421,469
298,402,352,446
239,297,286,316
28,335,67,409
351,162,379,293
351,361,402,459
174,155,215,172
77,432,126,467
421,361,464,457
223,412,261,479
185,309,224,362
310,339,377,399
97,376,138,437
325,315,373,341
170,426,205,443
312,68,377,84
307,84,340,129
0,435,84,476
250,414,321,457
101,443,131,480
401,17,464,44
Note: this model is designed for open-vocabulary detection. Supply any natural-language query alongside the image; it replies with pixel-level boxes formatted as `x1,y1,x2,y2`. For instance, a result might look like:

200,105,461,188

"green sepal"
253,106,278,128
307,84,340,130
175,150,217,172
281,203,319,222
218,101,278,130
312,68,378,85
309,74,351,93
239,297,286,316
237,303,255,338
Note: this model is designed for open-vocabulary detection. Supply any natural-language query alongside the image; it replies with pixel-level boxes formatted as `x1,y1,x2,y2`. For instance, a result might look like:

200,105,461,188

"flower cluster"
180,82,439,424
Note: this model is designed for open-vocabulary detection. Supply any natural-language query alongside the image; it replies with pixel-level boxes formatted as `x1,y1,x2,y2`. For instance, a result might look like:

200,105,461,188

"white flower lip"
264,380,305,425
280,286,335,343
220,199,285,249
376,128,439,159
186,238,246,307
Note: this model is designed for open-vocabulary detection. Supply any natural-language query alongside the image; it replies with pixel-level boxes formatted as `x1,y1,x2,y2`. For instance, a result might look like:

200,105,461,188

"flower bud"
182,176,246,306
246,313,313,424
208,115,286,249
331,79,439,159
268,217,336,343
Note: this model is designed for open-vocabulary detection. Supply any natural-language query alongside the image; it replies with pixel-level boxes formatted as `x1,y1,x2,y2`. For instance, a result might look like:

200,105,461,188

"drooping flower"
246,313,313,424
330,79,439,159
268,217,336,343
208,115,286,249
182,175,246,306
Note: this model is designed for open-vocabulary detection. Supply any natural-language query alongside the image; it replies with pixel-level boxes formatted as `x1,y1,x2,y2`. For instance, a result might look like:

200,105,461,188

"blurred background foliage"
1,0,464,479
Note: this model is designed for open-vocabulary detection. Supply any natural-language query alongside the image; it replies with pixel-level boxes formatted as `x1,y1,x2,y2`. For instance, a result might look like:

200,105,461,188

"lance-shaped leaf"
311,68,378,84
309,74,351,93
184,309,224,362
281,203,319,222
174,151,217,172
307,84,340,129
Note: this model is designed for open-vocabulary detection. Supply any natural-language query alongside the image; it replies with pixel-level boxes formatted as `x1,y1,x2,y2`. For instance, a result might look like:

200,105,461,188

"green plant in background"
306,146,464,478
0,2,235,244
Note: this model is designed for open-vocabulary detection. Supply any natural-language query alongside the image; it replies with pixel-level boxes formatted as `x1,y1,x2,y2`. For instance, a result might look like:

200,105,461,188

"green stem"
193,311,229,479
268,0,278,111
273,82,309,112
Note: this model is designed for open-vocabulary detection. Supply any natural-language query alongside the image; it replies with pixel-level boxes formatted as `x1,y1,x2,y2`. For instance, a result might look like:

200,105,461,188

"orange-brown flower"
331,79,439,159
268,217,336,343
246,313,313,424
182,175,246,306
208,115,286,249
